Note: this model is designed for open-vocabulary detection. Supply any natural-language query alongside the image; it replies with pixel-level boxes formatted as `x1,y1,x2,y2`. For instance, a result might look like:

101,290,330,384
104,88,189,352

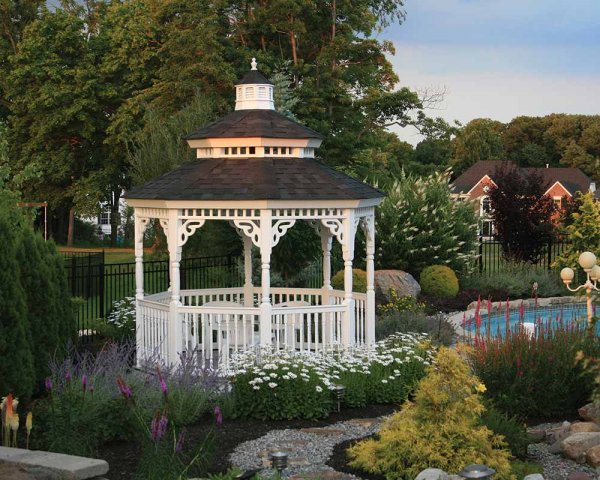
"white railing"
138,287,368,366
138,299,169,362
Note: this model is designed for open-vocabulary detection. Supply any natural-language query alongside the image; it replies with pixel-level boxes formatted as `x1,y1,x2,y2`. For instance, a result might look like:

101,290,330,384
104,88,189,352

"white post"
259,210,272,347
134,213,146,367
364,214,376,344
243,235,253,307
341,211,356,346
167,210,182,366
320,227,333,345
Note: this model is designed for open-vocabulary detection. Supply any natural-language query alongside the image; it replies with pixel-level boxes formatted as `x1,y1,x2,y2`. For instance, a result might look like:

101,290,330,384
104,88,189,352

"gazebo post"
166,211,183,365
134,213,147,367
364,214,376,344
320,228,333,345
243,235,253,306
341,211,356,347
259,209,273,347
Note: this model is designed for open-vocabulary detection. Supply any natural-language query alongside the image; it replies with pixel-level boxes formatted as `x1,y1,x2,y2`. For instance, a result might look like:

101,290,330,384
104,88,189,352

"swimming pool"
463,302,596,337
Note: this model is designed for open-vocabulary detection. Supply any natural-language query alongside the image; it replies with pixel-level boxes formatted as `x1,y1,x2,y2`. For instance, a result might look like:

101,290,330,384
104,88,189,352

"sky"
383,0,600,145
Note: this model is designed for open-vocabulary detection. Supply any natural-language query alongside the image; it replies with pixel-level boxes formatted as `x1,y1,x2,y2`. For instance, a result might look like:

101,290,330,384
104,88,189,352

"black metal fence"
477,237,571,275
61,252,241,338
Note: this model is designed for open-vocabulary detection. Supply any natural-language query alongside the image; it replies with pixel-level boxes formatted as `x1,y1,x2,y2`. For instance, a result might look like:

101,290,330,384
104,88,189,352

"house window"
258,87,267,99
272,147,279,155
236,87,241,100
553,197,562,208
223,147,229,155
232,147,238,154
99,210,110,225
265,147,271,154
249,146,256,155
240,147,246,155
480,196,492,216
245,87,254,99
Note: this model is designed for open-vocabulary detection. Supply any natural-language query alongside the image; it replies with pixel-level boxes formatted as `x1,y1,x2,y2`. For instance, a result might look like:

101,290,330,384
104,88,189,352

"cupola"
235,58,274,111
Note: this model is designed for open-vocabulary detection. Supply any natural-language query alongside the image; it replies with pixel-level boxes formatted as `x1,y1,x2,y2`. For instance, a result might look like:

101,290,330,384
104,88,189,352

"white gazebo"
125,60,384,367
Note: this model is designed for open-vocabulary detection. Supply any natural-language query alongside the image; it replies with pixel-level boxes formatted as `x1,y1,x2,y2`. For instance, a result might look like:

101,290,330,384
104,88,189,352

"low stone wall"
0,446,108,480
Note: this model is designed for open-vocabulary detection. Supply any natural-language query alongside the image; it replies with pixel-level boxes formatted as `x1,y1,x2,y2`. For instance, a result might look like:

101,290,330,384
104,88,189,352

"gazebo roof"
184,109,323,140
124,157,384,201
237,69,273,85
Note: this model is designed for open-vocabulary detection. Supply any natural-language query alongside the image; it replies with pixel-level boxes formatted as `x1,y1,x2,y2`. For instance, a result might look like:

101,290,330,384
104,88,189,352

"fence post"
70,255,77,297
478,236,483,274
99,250,105,318
547,237,553,271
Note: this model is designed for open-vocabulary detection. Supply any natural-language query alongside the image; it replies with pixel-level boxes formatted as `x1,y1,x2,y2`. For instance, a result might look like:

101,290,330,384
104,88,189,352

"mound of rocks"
527,402,600,469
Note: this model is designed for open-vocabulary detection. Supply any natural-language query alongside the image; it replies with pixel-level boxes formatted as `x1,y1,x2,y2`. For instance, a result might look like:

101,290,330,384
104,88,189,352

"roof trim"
467,174,498,196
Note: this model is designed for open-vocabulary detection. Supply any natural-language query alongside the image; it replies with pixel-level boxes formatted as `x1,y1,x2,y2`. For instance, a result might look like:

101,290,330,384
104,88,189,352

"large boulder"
571,422,600,433
374,270,420,304
586,444,600,467
579,403,600,424
561,432,600,462
415,469,448,480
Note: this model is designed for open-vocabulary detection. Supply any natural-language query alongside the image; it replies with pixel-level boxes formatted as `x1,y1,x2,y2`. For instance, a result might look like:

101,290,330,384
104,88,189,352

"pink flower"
44,377,53,392
116,377,132,399
214,406,223,426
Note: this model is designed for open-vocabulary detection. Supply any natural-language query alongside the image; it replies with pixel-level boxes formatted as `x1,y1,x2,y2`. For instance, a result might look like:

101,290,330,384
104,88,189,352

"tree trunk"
67,207,75,247
110,188,121,247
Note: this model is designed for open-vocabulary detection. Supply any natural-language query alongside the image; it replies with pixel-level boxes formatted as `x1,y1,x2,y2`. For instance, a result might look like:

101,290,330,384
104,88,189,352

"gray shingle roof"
124,158,384,201
237,70,272,85
184,109,323,140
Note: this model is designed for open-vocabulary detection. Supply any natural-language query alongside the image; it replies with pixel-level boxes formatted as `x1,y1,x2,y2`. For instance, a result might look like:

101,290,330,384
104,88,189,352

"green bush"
480,405,529,459
377,289,426,316
462,262,564,299
229,335,433,420
348,348,514,480
467,323,600,419
376,311,456,346
420,265,459,298
331,268,367,293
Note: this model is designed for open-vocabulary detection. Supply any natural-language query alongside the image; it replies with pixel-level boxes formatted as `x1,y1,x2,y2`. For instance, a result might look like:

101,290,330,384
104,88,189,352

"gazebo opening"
125,60,384,367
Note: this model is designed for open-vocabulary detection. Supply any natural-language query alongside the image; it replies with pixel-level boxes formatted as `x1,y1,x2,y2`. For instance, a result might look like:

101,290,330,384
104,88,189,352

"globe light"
579,251,597,271
591,264,600,282
560,267,575,284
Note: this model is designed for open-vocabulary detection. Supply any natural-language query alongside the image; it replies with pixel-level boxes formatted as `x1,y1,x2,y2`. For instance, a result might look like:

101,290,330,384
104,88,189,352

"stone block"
586,444,600,467
579,403,600,424
374,270,420,303
561,432,600,463
527,427,546,443
567,473,593,480
571,422,600,433
523,475,545,480
415,468,448,480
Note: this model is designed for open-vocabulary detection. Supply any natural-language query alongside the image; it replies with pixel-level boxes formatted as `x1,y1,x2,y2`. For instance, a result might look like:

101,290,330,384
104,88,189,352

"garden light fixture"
457,464,496,479
560,251,599,325
333,384,346,412
269,451,288,474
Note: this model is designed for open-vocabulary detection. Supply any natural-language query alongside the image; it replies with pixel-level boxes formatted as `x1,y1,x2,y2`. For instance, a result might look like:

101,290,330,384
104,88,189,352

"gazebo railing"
138,287,367,367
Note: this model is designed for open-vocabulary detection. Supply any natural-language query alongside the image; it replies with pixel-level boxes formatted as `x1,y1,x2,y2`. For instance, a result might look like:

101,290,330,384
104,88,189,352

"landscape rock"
414,468,448,480
527,427,546,443
374,270,420,304
585,444,600,467
570,422,600,433
546,423,571,444
566,473,593,480
561,432,600,463
579,403,600,424
548,440,563,454
523,475,545,480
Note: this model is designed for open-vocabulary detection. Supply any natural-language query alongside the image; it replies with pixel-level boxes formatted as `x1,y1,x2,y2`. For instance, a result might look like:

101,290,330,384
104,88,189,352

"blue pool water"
464,303,597,337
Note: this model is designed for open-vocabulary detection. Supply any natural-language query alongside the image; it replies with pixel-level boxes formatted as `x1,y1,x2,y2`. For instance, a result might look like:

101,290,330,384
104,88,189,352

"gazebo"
125,60,384,367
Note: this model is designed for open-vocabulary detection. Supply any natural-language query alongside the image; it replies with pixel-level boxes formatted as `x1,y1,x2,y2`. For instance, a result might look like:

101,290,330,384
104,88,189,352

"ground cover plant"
347,347,514,480
466,310,600,419
226,333,434,420
376,312,456,346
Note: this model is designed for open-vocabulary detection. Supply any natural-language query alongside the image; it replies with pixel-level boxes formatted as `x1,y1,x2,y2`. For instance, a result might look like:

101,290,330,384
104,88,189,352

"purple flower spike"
156,367,168,397
44,377,53,392
65,371,72,383
150,412,160,441
214,406,223,426
158,414,168,440
175,428,186,453
116,377,132,399
82,375,87,393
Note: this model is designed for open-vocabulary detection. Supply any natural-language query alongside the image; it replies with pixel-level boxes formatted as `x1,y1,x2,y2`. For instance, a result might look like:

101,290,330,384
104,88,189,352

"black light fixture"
333,384,346,412
457,464,496,479
269,451,288,474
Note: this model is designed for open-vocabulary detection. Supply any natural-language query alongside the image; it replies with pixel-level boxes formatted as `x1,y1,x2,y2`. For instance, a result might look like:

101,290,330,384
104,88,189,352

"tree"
488,164,557,263
450,119,505,175
553,192,600,271
375,170,478,276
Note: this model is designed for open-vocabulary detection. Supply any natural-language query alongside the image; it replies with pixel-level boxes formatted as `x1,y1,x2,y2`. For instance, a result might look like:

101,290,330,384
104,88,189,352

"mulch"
327,435,386,480
98,404,398,480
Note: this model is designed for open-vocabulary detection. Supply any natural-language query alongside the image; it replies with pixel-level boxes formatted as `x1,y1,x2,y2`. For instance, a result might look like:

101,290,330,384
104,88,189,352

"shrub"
101,297,136,343
331,268,367,293
228,335,433,419
480,405,529,459
347,347,514,480
376,312,456,346
420,265,459,299
377,289,426,316
467,323,600,419
375,170,478,276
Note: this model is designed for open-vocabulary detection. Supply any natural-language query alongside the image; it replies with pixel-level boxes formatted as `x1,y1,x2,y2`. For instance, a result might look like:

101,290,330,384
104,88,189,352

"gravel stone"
527,443,599,480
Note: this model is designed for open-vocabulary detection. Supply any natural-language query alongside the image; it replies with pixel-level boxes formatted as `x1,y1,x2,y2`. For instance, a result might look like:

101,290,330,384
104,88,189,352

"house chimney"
590,182,596,194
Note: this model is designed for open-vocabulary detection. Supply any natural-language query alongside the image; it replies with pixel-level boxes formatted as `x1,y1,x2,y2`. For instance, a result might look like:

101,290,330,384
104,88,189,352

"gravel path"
229,417,382,478
528,443,599,480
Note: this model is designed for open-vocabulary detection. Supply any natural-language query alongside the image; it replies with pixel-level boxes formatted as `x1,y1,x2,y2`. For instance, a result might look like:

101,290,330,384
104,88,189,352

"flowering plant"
227,333,434,420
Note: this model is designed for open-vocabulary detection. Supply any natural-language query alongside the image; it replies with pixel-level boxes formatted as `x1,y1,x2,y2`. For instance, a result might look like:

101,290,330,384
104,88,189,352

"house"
451,160,597,237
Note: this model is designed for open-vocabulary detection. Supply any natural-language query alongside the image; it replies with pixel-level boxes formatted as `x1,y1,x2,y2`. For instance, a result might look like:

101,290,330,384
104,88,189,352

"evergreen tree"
0,210,35,398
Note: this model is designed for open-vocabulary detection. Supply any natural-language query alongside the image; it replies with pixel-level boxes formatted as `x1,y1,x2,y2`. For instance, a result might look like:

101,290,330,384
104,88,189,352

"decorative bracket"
321,218,345,246
272,219,296,247
159,218,169,238
136,217,150,240
233,219,261,248
361,215,375,244
178,219,206,247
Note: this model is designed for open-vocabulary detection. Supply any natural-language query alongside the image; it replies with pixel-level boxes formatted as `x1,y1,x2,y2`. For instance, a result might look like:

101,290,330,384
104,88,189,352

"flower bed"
227,333,434,420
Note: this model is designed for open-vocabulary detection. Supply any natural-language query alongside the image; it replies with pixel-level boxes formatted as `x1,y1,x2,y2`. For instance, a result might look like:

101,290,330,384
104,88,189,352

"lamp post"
560,251,599,325
457,464,496,479
269,451,288,475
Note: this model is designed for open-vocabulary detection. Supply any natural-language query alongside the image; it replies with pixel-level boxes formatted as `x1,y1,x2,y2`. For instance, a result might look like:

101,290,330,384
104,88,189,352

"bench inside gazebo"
125,60,384,368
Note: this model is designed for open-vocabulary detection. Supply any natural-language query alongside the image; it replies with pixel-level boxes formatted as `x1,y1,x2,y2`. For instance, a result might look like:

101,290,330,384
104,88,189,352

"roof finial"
251,57,257,70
